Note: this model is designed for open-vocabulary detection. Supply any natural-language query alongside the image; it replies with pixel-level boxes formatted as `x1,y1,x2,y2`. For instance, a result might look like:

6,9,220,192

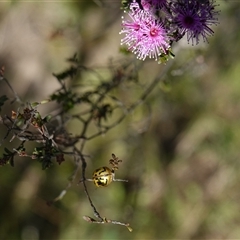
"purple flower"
170,0,219,45
120,1,170,61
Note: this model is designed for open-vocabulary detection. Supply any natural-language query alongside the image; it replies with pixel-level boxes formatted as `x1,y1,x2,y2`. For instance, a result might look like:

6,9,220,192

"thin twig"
1,77,22,104
86,61,174,140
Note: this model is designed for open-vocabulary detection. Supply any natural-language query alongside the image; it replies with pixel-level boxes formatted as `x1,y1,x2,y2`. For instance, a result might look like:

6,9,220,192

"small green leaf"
31,102,39,107
43,115,52,123
40,99,50,104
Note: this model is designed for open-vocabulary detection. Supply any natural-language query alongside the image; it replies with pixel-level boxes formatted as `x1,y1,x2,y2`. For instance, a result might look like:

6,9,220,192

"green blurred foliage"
1,1,240,239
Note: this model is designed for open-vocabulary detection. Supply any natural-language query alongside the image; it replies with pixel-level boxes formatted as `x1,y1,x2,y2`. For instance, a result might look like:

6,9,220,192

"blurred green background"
1,0,240,239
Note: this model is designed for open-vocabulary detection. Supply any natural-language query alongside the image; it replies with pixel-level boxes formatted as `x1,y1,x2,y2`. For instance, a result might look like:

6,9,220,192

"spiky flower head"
170,0,220,45
120,1,170,61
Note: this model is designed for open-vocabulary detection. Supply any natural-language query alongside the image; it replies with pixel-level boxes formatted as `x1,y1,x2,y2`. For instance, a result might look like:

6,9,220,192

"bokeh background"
0,0,240,239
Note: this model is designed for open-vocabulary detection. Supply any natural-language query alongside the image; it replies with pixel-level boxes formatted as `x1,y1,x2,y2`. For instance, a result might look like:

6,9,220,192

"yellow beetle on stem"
81,153,128,187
